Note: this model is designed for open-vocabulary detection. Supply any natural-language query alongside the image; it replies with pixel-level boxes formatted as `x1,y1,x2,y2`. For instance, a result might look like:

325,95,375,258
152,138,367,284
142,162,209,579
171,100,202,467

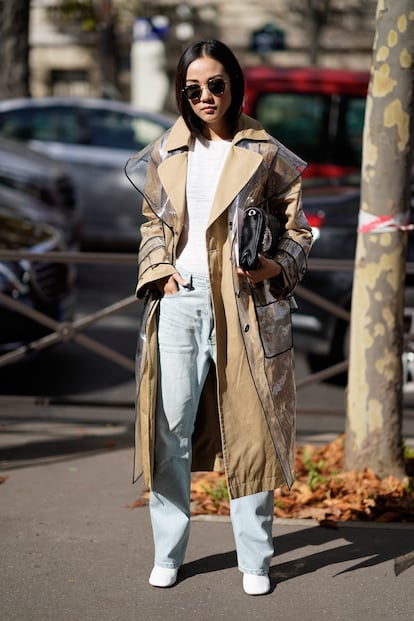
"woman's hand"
155,272,191,295
237,254,281,284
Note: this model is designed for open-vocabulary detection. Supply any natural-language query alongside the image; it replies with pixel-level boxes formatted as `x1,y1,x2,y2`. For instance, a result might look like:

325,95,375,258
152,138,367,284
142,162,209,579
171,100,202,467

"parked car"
294,179,414,387
242,66,369,179
0,183,65,233
0,137,80,249
0,98,174,250
0,205,77,353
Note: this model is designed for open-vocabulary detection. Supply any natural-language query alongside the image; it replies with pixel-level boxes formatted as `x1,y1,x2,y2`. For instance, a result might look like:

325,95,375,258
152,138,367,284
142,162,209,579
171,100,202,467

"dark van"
242,66,369,179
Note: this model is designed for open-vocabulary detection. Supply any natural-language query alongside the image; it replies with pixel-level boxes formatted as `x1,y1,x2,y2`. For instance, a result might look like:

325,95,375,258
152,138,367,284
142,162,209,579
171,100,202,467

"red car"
242,66,369,179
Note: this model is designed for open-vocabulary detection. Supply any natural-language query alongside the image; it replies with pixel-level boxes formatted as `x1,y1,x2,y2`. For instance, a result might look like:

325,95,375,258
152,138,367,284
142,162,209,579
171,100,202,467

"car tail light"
306,212,325,228
306,211,325,242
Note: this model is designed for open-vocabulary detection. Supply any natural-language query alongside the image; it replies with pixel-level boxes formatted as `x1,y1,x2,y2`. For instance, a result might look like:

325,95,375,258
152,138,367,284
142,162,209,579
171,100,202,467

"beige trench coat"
125,114,313,499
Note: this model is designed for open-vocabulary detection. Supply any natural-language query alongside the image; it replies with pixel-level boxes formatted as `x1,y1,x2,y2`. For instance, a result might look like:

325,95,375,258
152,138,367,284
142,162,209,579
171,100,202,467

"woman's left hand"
237,254,281,284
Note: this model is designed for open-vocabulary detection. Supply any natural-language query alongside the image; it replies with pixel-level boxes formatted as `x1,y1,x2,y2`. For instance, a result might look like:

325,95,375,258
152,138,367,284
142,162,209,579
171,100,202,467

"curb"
191,515,414,529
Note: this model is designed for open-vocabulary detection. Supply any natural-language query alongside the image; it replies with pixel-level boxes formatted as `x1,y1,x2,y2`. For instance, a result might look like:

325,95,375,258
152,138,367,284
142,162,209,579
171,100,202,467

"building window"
50,69,92,97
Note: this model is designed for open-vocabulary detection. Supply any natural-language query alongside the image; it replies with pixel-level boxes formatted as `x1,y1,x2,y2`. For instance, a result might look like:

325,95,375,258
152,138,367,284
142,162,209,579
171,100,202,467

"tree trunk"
345,0,414,478
93,0,119,98
306,0,331,66
0,0,30,98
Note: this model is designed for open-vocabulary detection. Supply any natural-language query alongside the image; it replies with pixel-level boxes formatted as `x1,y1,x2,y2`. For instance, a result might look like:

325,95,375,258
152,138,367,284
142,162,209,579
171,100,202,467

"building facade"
29,0,377,109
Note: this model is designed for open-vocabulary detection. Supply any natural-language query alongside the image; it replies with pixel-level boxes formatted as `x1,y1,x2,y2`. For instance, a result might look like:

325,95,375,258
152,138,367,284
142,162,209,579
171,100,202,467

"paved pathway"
1,404,414,621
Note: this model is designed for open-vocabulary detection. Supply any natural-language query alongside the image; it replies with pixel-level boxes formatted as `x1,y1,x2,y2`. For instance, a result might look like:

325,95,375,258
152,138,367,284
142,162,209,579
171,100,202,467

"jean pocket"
162,284,187,299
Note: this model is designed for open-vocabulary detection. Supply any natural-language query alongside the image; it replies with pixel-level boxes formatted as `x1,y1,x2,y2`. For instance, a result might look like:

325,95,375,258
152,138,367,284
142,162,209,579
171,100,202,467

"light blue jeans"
150,271,274,575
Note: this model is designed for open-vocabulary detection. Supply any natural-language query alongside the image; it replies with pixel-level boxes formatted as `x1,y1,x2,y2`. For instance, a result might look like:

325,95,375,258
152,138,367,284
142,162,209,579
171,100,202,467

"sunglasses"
182,78,228,101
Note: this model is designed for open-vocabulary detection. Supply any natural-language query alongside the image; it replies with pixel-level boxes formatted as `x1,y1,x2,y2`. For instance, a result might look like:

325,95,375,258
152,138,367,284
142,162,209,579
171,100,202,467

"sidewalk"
1,403,414,621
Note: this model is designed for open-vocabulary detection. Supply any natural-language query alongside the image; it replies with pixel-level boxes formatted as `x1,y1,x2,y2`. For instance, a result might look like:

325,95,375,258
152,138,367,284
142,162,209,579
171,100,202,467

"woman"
125,39,312,595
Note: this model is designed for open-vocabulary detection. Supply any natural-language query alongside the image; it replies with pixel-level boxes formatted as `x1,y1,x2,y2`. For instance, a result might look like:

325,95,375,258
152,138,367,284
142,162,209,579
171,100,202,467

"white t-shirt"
177,136,231,275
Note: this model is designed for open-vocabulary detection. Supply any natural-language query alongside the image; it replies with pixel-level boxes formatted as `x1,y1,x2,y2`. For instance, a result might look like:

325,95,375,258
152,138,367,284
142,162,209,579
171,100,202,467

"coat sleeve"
136,202,177,298
125,133,178,299
268,176,313,300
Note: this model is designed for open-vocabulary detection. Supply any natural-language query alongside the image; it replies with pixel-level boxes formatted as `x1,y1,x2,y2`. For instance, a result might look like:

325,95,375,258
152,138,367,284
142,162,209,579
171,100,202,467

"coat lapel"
208,145,262,227
155,115,269,228
156,118,189,222
158,152,187,218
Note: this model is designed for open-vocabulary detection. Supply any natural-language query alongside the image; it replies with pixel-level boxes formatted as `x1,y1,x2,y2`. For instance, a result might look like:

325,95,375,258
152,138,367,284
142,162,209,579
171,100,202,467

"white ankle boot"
243,573,270,595
149,566,178,588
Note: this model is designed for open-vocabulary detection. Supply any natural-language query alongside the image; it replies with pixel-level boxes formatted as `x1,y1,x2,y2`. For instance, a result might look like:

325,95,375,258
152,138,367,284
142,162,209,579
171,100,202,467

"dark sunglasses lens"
208,79,226,95
184,79,226,100
184,85,201,100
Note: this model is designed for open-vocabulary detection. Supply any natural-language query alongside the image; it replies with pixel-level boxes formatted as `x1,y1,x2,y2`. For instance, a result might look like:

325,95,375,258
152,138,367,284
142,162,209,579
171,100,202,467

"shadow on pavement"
271,524,414,579
179,521,414,586
0,416,134,470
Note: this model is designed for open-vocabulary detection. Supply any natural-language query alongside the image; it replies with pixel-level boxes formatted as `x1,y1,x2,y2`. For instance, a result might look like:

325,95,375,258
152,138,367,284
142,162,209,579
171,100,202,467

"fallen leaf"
129,434,414,523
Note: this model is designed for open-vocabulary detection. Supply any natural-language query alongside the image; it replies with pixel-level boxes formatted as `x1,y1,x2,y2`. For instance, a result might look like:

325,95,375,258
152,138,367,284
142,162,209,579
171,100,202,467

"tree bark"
93,0,119,98
345,0,414,478
0,0,30,98
306,0,331,66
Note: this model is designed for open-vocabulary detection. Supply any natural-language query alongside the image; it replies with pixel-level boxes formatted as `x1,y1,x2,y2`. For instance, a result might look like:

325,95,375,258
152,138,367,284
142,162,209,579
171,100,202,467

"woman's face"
184,55,232,138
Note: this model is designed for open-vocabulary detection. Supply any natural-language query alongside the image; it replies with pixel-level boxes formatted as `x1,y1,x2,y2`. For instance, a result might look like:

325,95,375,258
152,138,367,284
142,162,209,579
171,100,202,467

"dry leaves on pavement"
129,435,414,523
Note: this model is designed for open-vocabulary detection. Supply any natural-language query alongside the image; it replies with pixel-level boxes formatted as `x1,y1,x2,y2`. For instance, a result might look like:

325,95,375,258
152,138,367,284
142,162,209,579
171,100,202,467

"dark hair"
175,39,244,138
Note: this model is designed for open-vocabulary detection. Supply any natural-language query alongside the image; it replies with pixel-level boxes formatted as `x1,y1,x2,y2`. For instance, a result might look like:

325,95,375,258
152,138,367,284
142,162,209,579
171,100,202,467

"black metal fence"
1,249,413,415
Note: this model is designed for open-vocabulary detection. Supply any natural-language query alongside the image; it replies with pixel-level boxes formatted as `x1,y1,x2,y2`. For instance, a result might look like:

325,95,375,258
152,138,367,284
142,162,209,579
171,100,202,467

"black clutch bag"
238,207,281,270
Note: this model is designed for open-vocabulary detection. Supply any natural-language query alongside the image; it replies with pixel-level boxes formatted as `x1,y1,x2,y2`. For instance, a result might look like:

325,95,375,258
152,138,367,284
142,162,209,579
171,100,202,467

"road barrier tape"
358,211,414,233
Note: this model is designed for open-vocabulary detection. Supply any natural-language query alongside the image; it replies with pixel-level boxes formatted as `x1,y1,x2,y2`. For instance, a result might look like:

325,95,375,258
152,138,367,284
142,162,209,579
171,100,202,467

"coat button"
244,324,250,332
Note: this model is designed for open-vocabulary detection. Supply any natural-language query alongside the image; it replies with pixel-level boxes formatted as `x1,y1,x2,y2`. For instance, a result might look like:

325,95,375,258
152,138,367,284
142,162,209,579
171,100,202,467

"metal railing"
1,249,413,414
0,250,138,374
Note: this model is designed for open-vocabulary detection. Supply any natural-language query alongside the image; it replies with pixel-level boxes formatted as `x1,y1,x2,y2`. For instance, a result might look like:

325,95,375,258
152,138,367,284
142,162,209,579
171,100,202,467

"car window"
254,94,328,161
0,105,168,151
86,108,166,150
0,107,81,144
342,97,365,166
253,92,366,168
